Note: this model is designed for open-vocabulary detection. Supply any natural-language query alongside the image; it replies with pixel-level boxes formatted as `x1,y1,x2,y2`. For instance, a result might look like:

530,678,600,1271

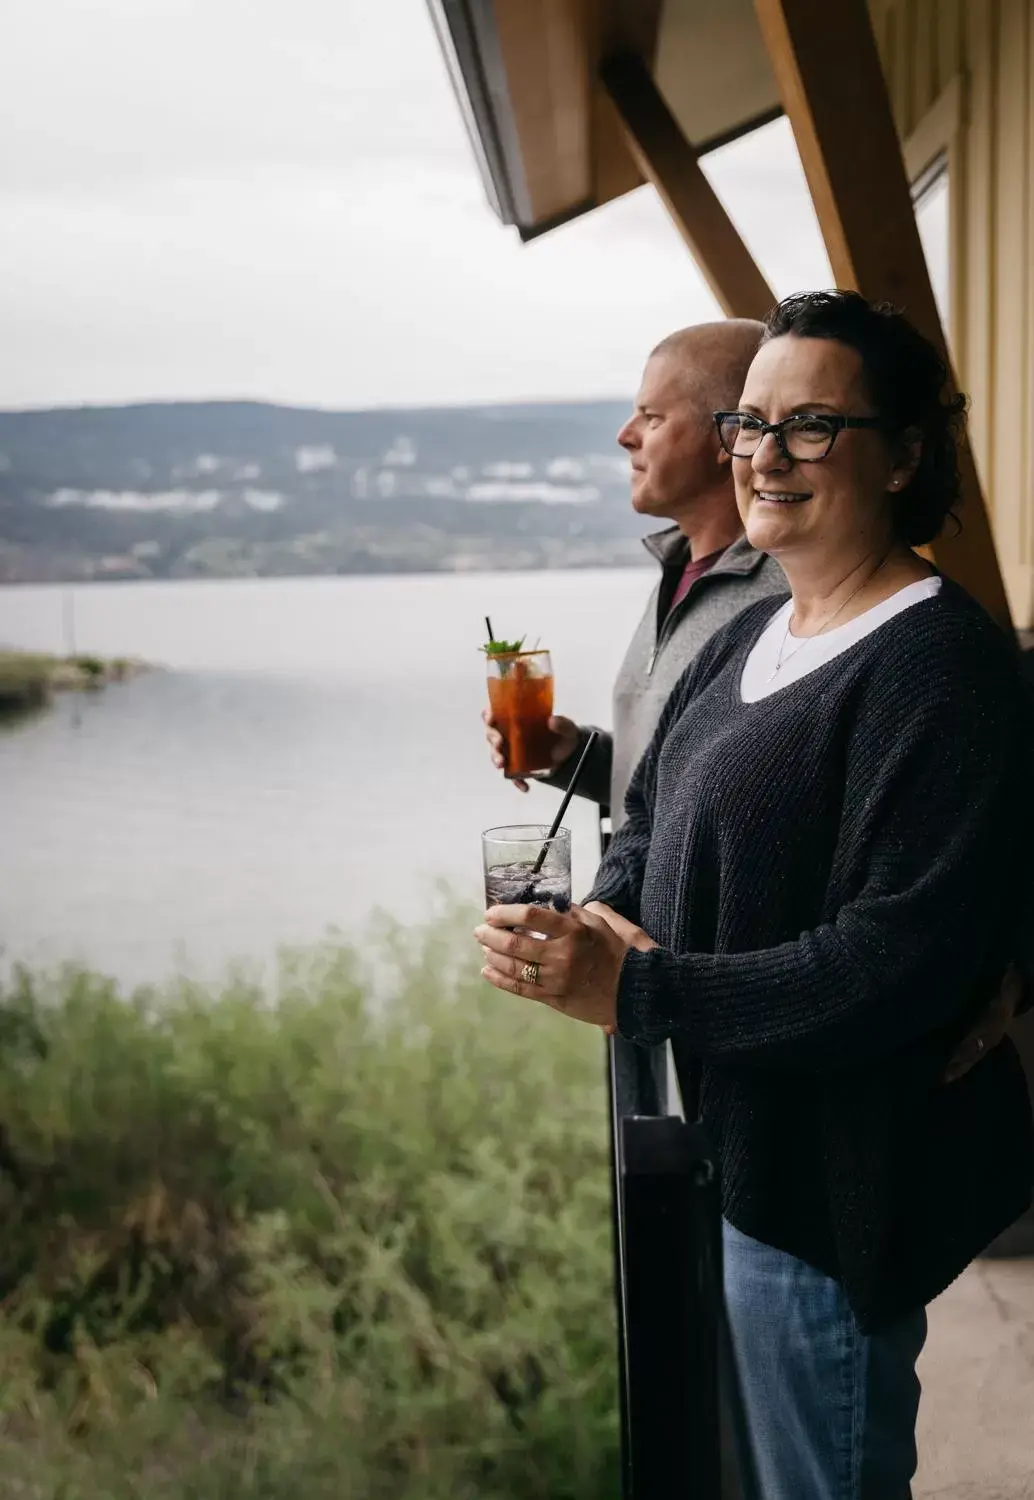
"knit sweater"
587,580,1034,1330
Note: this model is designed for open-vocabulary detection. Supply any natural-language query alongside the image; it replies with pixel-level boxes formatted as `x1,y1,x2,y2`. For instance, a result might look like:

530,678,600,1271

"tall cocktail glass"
486,649,554,778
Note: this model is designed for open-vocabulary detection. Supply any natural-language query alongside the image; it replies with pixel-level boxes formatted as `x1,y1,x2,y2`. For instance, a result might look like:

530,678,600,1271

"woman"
475,291,1034,1499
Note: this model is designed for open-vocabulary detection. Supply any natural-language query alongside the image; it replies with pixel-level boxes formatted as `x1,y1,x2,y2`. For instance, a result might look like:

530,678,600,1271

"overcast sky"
1,0,834,411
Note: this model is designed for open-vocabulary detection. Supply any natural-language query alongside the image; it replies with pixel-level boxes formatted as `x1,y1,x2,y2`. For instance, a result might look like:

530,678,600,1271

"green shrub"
73,654,106,679
0,899,619,1497
0,652,52,716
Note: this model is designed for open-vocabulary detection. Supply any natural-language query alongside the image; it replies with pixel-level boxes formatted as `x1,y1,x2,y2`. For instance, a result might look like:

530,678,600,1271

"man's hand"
944,963,1026,1083
482,709,581,793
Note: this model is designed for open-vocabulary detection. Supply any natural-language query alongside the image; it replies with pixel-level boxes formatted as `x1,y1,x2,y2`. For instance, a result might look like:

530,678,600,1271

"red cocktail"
486,649,554,778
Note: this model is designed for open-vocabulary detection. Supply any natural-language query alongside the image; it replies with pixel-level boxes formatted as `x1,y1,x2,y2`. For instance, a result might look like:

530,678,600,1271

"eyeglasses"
713,411,884,463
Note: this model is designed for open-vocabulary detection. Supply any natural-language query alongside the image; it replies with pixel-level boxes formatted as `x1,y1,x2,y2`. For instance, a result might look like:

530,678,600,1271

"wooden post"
601,51,776,322
751,0,1013,633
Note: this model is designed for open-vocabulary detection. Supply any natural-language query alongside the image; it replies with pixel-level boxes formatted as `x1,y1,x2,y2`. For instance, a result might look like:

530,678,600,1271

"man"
483,319,1020,1113
485,321,782,1115
486,320,781,829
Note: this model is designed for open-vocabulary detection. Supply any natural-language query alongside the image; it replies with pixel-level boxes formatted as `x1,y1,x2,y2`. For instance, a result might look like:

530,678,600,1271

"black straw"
531,730,599,875
485,615,494,642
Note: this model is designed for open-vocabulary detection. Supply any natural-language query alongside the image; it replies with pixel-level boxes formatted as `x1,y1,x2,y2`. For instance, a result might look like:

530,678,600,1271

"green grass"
0,900,619,1498
72,654,106,679
0,652,141,718
0,650,56,681
0,651,52,714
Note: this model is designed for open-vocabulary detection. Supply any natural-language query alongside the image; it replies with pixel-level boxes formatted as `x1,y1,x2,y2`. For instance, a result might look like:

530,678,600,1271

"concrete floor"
915,1257,1034,1498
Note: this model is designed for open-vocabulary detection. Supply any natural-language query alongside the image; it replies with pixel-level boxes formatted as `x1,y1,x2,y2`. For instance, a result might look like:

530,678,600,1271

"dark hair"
761,290,966,546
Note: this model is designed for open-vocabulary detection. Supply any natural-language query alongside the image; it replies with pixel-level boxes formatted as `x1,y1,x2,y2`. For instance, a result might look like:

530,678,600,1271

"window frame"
903,75,965,352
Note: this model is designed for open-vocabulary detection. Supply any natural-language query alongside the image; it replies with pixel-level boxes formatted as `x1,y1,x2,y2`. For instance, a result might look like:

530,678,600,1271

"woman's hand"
583,900,657,953
474,902,651,1031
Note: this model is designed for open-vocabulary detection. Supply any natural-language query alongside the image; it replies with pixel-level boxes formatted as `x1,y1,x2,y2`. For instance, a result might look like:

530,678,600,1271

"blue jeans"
723,1221,928,1500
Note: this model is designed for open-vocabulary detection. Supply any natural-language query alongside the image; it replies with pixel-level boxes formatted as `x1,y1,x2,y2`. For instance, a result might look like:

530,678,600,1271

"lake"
0,569,653,986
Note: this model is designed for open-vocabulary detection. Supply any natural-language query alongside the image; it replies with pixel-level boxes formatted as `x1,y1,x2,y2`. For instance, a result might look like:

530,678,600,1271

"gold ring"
520,961,540,986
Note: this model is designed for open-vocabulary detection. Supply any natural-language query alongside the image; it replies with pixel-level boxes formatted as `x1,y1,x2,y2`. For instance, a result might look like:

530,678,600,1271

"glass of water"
482,824,572,926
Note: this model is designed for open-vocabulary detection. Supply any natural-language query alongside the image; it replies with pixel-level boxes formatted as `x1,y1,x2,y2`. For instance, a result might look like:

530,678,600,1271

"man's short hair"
650,319,765,414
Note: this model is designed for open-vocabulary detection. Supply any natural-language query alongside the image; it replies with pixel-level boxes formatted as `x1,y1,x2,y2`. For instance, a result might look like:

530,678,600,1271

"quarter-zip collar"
641,526,767,579
643,528,768,675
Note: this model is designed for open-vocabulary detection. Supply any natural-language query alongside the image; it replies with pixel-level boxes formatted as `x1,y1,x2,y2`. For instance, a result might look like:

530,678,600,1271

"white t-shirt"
740,576,943,703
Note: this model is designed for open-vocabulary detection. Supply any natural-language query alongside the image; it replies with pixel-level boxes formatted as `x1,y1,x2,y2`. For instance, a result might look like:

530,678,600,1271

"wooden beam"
590,0,667,209
752,0,1013,634
601,51,776,321
599,0,665,67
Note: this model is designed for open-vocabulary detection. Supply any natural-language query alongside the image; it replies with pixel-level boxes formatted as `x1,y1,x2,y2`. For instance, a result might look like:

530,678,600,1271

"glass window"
913,154,950,332
700,116,833,296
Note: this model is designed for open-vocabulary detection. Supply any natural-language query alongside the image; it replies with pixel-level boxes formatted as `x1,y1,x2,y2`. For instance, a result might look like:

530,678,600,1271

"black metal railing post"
599,809,639,1493
620,1116,720,1497
600,807,669,1493
600,812,761,1500
619,1115,763,1500
607,1033,673,1489
606,1034,633,1498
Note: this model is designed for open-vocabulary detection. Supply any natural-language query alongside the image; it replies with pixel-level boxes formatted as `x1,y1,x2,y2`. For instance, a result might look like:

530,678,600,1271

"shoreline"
0,649,149,717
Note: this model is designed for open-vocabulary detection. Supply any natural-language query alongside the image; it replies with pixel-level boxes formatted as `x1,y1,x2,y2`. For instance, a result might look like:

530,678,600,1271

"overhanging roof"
426,0,782,241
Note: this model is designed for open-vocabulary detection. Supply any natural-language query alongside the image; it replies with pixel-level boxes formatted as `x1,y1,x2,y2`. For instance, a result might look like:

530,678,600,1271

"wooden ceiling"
438,0,782,240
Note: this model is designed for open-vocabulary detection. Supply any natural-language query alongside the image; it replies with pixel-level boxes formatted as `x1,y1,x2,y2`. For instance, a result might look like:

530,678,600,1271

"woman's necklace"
768,553,891,683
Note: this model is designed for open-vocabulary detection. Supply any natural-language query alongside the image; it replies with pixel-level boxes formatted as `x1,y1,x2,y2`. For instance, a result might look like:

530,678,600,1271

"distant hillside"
0,399,652,583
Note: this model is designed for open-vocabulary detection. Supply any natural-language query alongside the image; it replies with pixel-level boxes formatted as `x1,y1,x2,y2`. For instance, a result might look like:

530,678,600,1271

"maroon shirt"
667,548,724,616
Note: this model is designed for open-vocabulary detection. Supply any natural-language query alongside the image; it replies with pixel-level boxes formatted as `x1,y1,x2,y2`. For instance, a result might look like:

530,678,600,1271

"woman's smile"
753,488,813,504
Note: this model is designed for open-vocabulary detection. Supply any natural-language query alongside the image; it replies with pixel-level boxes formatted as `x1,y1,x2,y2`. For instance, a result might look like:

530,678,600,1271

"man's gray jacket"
546,528,787,823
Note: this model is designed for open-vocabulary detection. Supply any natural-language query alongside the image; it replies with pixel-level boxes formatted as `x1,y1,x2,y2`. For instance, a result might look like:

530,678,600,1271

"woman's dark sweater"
588,580,1034,1331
